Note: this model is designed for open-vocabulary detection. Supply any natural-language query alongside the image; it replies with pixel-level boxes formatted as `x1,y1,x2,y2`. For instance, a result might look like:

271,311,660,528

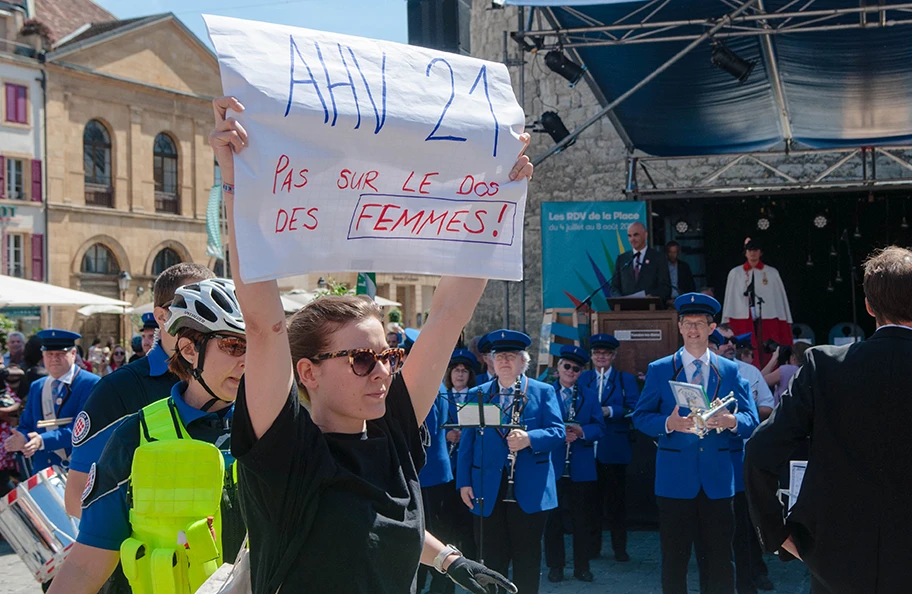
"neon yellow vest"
120,398,228,594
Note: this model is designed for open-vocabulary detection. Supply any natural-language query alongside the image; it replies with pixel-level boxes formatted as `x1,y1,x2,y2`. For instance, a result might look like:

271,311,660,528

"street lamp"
118,271,131,345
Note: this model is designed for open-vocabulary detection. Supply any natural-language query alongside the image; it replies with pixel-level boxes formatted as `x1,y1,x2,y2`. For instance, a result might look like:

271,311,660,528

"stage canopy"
507,0,912,157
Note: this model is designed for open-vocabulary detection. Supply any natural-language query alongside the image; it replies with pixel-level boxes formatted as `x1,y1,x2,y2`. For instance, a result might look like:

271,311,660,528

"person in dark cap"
457,329,565,594
3,329,100,474
633,293,758,594
128,336,144,363
544,344,604,583
441,348,480,567
475,334,495,385
734,333,755,366
140,312,158,356
578,333,639,562
722,237,793,369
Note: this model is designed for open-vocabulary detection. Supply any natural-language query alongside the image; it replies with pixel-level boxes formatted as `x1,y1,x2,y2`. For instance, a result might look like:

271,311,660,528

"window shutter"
0,155,5,199
16,87,26,124
31,234,43,281
30,159,41,202
4,84,12,122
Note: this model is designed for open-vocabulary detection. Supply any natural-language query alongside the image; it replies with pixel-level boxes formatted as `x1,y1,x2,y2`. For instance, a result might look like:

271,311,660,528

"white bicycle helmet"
166,278,245,336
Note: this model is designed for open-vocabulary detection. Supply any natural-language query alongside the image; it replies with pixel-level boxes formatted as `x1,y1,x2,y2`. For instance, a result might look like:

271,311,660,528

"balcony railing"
84,183,114,208
155,191,180,214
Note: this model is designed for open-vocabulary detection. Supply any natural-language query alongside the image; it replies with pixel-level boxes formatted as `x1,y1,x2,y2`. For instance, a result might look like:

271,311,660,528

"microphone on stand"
575,258,635,314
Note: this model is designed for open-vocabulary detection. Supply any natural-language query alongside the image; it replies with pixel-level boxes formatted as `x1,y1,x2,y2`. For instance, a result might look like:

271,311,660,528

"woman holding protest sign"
209,95,532,593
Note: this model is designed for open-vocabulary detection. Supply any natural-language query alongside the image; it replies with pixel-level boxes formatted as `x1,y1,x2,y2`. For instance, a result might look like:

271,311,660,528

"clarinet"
562,384,578,479
503,376,524,503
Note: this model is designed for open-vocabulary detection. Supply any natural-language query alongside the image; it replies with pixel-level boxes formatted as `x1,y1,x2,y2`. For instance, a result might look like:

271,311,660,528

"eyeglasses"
681,321,710,330
561,363,581,373
493,352,520,362
113,351,126,357
311,347,405,377
211,334,247,357
721,337,737,345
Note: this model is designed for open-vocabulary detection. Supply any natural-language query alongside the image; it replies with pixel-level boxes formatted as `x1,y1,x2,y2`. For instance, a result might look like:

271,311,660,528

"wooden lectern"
591,297,680,376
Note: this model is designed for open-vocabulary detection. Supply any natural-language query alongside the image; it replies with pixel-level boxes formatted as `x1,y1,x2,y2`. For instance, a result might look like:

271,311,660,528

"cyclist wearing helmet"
48,278,247,594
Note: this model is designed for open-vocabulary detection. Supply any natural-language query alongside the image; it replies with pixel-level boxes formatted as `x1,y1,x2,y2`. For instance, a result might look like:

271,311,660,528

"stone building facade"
464,4,631,341
42,13,222,339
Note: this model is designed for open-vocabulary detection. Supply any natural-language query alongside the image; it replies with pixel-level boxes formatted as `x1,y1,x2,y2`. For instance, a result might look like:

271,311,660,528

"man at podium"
611,222,671,303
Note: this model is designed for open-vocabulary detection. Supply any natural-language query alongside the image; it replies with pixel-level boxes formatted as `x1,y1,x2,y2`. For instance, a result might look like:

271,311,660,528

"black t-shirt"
231,374,426,594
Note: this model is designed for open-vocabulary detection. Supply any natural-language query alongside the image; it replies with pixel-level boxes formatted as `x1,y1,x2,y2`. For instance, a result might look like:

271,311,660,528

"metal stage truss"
626,146,912,199
510,1,912,172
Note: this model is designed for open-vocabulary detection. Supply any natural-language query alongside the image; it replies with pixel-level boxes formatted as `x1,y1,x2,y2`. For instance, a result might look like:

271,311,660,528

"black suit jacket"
744,326,912,593
611,247,671,302
671,259,696,296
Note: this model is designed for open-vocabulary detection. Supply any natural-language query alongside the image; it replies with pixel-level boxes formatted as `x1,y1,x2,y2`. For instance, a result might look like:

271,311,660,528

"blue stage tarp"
506,1,912,156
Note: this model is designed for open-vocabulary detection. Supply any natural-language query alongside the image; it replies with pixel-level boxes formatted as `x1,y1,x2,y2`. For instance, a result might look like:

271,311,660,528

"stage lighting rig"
710,41,755,84
545,50,587,87
534,111,576,151
510,32,542,54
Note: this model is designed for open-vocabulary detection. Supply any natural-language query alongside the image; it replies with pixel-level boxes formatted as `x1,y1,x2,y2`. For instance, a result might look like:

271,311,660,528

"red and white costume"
722,261,793,366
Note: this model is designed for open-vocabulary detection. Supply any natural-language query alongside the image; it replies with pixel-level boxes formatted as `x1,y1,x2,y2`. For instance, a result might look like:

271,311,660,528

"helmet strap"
188,336,231,412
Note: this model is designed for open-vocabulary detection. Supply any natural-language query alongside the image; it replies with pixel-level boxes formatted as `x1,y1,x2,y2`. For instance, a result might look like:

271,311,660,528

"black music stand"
440,389,524,565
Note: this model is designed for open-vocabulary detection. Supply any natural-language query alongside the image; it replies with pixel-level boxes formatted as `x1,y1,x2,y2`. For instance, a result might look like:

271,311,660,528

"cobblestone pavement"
2,530,812,594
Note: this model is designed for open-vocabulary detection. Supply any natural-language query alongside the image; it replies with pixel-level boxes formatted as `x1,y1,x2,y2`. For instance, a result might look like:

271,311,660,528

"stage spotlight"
902,216,909,230
853,225,862,239
835,269,844,283
757,217,770,231
675,219,690,234
491,0,506,8
711,42,755,84
813,215,828,228
805,254,814,268
510,32,542,54
829,243,837,257
545,50,587,87
537,111,576,149
826,280,835,293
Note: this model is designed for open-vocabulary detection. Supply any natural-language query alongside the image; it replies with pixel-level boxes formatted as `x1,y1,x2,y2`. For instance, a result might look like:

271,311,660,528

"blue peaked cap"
559,345,589,366
450,348,478,371
486,329,532,352
37,329,81,351
674,292,721,317
589,333,620,350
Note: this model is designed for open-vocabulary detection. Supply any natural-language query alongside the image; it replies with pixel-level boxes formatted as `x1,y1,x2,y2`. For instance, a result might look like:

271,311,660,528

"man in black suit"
744,245,912,594
611,222,671,303
666,241,696,303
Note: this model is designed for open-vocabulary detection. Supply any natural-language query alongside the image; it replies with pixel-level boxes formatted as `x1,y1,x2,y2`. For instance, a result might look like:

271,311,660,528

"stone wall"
465,4,630,343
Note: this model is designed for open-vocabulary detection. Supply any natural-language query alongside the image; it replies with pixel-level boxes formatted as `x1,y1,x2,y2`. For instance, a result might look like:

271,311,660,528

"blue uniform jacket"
456,377,565,516
69,343,176,474
632,349,758,500
418,393,453,487
549,381,604,483
78,383,235,551
579,368,640,465
16,367,100,472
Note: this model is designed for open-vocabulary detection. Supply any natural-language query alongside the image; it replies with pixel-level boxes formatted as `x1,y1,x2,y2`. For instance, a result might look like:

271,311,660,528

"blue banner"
541,201,648,310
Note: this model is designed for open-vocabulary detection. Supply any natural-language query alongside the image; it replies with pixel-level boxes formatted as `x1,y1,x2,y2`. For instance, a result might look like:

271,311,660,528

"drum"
0,466,79,584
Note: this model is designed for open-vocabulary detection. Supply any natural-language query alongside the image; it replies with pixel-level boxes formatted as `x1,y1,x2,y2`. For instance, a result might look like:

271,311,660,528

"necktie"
562,387,572,403
692,359,704,390
634,251,642,281
53,379,63,401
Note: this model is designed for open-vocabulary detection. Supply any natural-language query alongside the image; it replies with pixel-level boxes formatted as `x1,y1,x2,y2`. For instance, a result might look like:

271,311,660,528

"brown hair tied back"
287,295,383,398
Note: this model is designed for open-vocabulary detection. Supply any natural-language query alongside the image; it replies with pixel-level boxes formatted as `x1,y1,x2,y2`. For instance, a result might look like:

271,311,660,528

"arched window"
154,133,179,213
83,120,113,207
152,248,182,275
81,244,119,275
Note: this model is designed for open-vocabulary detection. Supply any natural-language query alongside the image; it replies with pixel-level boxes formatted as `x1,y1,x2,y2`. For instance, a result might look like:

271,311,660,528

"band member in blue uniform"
417,378,456,594
4,330,100,473
457,330,564,594
633,293,758,594
475,334,494,385
442,349,480,562
544,345,605,583
578,333,639,561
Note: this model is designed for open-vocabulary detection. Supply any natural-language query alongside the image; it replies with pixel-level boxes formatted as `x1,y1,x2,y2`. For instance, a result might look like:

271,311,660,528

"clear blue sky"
94,0,408,49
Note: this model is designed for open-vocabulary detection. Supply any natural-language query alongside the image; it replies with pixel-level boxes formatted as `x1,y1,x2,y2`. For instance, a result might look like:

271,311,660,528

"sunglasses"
211,334,247,357
311,347,405,377
113,351,126,357
561,363,581,373
721,337,737,345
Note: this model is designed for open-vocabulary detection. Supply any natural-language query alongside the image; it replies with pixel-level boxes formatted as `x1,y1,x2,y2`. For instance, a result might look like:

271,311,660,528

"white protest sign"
204,15,528,283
